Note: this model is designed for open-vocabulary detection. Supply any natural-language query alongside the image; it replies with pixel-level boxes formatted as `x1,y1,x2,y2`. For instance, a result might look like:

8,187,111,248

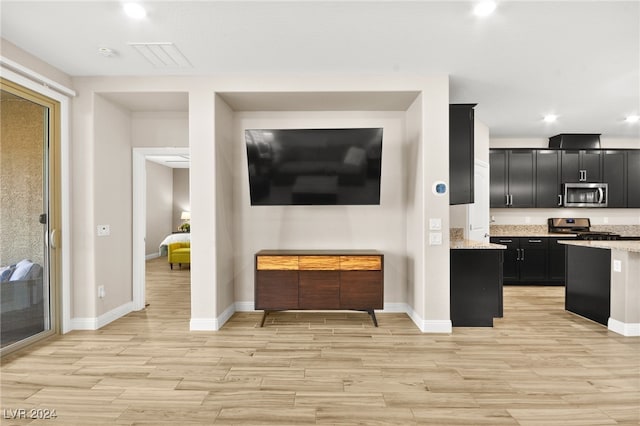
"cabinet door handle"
499,239,513,243
558,194,563,206
521,248,525,261
529,240,542,243
509,194,513,206
516,248,520,261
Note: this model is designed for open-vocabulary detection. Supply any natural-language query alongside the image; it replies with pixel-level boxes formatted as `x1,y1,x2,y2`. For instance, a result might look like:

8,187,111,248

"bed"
1,259,45,344
159,233,190,257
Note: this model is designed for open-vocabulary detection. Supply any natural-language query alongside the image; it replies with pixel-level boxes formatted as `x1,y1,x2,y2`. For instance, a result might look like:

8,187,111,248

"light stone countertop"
450,240,506,250
559,240,640,253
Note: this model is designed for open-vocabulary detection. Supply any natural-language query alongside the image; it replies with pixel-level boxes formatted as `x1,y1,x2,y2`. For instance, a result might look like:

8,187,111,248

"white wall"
215,96,236,316
172,169,190,230
146,161,173,256
490,137,640,226
93,94,133,316
231,110,408,306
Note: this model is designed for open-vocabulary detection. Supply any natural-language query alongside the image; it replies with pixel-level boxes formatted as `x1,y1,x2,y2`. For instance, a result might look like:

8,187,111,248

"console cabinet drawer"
339,256,382,270
299,256,340,270
257,256,298,270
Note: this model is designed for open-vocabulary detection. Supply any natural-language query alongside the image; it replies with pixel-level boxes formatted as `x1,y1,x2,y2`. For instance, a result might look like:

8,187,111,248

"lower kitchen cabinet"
565,244,611,325
490,236,574,285
450,249,503,326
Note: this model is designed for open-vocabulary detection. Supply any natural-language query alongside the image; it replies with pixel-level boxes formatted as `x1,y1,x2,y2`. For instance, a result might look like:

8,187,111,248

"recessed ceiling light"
474,1,497,17
625,115,640,123
124,3,146,19
543,114,558,123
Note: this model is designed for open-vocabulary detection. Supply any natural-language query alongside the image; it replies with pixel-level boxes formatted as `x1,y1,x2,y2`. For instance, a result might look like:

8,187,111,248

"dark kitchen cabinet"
565,245,610,326
548,237,573,283
490,237,548,284
628,150,640,208
602,150,627,208
489,150,535,208
449,104,476,205
561,150,601,183
535,150,562,207
450,249,503,326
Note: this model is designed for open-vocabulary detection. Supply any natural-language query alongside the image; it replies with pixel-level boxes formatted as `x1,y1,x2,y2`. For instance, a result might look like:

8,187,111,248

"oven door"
563,183,607,207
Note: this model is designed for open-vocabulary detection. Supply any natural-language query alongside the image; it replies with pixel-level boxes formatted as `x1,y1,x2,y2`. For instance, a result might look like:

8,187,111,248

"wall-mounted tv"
245,128,383,205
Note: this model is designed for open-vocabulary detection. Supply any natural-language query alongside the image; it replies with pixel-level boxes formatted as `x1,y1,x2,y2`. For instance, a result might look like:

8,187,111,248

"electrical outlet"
98,285,105,298
97,225,110,236
613,260,622,273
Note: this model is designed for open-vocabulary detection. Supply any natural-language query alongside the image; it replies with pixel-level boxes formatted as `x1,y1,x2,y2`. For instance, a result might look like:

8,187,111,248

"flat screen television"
245,128,383,205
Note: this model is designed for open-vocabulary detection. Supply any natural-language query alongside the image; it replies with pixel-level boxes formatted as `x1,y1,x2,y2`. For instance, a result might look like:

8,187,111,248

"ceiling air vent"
128,42,192,68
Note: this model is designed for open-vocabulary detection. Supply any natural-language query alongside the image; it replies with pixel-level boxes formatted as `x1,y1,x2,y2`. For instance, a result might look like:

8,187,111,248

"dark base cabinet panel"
255,271,299,310
340,271,383,309
299,271,340,309
565,245,610,326
450,250,503,327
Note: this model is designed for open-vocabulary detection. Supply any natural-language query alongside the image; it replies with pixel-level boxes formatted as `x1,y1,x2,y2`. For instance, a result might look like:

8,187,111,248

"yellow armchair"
168,242,190,269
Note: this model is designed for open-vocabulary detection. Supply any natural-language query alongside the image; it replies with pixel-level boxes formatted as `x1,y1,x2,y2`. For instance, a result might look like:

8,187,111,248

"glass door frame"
0,78,61,355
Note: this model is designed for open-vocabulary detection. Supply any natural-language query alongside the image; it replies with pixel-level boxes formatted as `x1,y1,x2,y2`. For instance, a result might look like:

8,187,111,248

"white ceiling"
1,1,639,140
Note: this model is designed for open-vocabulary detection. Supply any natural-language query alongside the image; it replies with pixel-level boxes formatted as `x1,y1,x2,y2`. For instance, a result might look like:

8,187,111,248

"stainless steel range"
547,217,627,240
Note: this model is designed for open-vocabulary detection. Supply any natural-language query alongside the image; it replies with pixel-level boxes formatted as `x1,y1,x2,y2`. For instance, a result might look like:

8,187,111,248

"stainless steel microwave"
563,183,608,207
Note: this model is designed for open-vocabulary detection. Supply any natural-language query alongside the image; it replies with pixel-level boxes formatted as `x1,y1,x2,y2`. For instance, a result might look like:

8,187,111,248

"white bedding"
159,233,190,256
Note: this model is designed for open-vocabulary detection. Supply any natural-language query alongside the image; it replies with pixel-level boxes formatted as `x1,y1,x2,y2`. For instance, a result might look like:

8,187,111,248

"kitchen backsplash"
490,224,640,236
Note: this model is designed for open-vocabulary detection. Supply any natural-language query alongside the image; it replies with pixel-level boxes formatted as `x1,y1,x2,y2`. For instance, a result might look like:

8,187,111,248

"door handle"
558,194,563,206
505,194,509,206
50,229,59,249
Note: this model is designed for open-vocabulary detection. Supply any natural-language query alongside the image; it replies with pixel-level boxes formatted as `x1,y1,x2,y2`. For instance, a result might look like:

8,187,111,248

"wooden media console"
254,250,384,326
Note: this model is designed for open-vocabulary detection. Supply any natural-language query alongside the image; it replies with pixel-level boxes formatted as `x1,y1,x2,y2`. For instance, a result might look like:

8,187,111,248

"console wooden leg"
368,309,378,327
260,311,269,327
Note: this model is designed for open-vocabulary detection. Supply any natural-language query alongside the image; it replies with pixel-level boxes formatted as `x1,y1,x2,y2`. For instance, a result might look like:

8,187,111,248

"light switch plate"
429,218,442,231
429,232,442,245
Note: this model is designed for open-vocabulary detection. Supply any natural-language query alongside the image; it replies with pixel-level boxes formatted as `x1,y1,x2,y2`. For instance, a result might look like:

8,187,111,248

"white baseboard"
608,318,640,337
404,305,452,333
146,253,161,260
189,318,218,331
235,301,255,312
70,301,134,330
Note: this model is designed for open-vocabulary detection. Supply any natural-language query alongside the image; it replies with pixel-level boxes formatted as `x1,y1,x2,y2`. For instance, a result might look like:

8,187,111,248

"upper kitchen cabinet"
602,150,627,208
560,150,602,183
449,104,476,205
535,150,562,208
628,150,640,208
489,149,535,208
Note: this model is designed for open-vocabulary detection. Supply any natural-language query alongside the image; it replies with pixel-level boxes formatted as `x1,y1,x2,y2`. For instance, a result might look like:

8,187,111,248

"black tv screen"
245,128,383,205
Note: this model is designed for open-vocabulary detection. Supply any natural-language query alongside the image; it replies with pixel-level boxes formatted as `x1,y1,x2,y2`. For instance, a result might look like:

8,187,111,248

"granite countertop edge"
451,240,507,250
490,232,577,238
559,240,640,253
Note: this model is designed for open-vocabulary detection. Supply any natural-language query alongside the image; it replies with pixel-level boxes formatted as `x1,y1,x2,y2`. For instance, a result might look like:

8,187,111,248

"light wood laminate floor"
1,257,639,425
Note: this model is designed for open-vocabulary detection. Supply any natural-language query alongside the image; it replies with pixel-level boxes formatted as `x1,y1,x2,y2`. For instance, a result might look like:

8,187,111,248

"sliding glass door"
0,79,60,353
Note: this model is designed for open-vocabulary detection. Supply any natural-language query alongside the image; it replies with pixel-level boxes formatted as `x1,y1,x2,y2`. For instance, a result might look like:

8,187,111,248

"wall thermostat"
432,181,447,196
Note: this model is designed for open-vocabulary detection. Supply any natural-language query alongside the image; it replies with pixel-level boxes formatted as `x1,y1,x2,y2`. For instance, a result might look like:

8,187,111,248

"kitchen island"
560,240,640,336
450,240,506,326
